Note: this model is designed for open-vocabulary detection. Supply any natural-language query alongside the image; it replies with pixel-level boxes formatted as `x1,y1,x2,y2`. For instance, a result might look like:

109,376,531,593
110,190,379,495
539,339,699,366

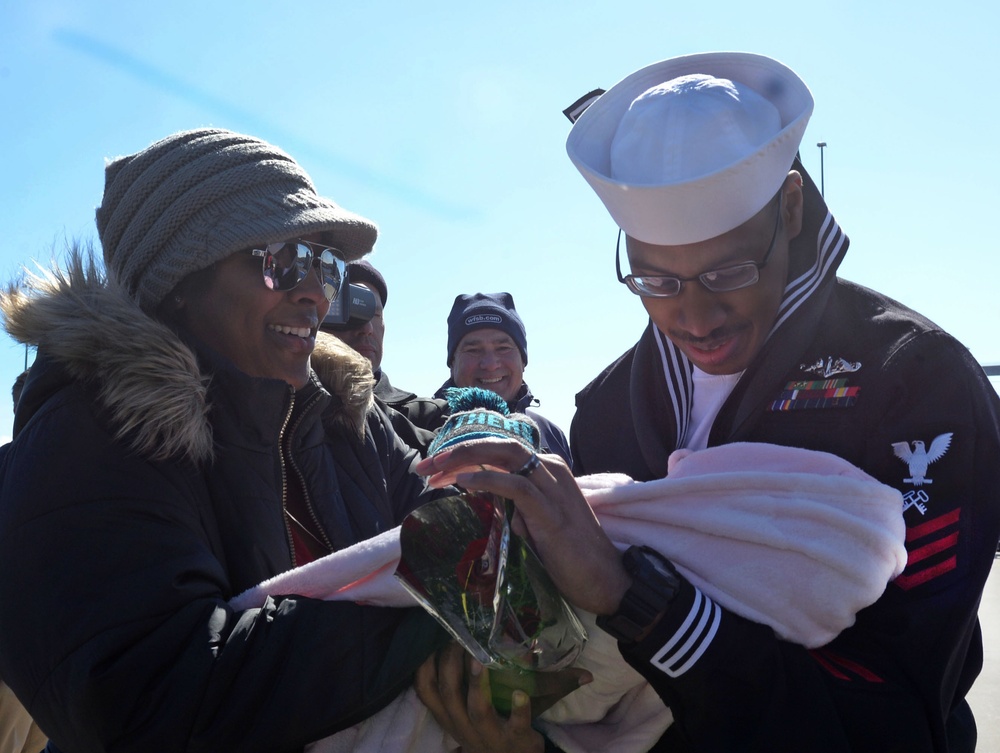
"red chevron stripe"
809,650,849,680
906,531,959,565
895,555,958,591
906,508,960,542
823,652,884,683
809,649,884,683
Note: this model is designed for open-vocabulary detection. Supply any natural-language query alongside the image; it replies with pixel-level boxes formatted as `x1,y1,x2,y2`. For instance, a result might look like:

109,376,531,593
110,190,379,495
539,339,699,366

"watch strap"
596,545,681,644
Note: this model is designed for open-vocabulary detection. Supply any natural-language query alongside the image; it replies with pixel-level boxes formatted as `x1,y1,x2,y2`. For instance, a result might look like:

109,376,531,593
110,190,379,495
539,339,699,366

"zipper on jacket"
282,386,336,564
278,387,298,566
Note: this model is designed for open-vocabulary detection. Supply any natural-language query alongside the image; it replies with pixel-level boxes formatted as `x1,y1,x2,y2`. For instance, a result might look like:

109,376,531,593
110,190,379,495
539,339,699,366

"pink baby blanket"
230,443,906,753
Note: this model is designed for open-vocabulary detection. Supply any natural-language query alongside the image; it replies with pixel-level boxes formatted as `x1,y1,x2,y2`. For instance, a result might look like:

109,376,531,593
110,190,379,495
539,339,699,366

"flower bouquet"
395,491,587,712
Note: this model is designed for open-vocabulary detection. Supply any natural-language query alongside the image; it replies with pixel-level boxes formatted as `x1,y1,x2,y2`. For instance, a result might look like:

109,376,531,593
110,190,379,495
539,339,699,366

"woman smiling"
0,129,446,752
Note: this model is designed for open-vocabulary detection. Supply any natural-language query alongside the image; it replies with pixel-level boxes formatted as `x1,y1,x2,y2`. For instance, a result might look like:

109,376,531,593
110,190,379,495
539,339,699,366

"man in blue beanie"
434,292,572,466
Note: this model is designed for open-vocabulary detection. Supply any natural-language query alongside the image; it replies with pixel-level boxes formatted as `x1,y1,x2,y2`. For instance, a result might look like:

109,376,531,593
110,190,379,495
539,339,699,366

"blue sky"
2,1,998,441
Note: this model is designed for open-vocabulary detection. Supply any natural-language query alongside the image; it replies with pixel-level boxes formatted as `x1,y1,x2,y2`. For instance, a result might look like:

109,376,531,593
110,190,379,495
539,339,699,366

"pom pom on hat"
443,387,510,416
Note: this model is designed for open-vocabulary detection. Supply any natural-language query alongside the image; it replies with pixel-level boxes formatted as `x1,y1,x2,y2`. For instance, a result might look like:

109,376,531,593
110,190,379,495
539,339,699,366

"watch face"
648,553,678,579
628,546,676,578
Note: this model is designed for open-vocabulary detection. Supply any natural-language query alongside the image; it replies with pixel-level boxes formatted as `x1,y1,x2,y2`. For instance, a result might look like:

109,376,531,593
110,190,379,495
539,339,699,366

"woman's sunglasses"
249,240,346,302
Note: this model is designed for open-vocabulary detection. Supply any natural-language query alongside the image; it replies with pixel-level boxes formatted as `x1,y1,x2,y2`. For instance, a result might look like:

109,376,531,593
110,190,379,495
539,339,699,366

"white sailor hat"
566,52,813,245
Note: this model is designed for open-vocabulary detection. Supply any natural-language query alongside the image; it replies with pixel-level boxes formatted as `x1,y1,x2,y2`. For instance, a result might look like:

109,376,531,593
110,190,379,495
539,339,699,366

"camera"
321,282,376,331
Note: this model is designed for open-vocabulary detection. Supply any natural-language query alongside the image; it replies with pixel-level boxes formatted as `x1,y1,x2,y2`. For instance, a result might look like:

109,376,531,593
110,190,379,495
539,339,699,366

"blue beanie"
446,292,527,366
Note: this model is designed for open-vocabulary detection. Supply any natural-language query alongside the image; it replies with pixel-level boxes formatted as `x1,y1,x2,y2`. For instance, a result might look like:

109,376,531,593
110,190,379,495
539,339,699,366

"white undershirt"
683,367,744,451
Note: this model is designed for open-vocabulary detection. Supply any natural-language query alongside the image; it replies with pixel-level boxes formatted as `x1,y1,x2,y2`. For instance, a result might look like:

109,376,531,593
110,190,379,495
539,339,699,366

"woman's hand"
414,643,592,753
486,663,593,719
416,440,631,616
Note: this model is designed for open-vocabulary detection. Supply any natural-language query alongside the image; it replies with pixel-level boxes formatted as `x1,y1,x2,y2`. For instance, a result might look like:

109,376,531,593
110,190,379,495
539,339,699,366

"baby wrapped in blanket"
231,393,906,753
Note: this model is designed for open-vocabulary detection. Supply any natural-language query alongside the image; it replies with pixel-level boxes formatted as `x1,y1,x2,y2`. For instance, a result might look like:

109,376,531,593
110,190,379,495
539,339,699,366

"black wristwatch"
596,545,681,644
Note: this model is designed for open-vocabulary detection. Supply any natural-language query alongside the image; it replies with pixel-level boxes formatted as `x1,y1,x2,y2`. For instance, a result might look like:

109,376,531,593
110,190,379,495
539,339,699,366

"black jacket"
0,257,446,753
372,370,446,456
571,164,1000,752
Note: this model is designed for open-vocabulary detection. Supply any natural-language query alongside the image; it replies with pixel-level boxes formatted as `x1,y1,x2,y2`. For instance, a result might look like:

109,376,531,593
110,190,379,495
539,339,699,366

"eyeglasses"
249,240,346,302
616,196,783,298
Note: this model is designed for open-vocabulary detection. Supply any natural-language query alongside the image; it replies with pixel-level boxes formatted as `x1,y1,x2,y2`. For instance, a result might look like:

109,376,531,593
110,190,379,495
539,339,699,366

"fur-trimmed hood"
1,247,374,465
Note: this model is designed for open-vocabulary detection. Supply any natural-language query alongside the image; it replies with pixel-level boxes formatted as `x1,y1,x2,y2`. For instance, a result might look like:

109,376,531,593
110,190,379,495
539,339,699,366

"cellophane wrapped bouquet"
393,388,587,713
395,490,586,676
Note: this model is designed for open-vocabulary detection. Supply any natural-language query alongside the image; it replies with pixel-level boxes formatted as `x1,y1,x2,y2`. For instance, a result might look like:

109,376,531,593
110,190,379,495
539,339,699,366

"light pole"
816,142,827,197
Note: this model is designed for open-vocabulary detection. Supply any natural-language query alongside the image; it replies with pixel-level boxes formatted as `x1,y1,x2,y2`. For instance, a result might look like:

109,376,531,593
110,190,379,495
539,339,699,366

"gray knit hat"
96,128,379,313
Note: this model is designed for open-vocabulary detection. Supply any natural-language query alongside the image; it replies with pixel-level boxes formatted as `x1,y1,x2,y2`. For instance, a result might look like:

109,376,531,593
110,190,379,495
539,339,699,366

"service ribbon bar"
768,380,860,412
785,378,849,391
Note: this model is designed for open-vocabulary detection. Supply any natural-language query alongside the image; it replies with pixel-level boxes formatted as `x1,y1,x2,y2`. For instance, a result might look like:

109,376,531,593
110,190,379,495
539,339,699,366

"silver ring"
515,453,541,477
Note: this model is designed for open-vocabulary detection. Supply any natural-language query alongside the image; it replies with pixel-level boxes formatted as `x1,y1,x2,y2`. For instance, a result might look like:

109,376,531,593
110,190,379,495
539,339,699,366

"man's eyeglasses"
616,196,783,298
249,240,346,302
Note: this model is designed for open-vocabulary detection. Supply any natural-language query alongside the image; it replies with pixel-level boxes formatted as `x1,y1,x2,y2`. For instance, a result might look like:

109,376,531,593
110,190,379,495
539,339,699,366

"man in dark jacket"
322,259,443,455
555,52,1000,752
431,292,573,466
